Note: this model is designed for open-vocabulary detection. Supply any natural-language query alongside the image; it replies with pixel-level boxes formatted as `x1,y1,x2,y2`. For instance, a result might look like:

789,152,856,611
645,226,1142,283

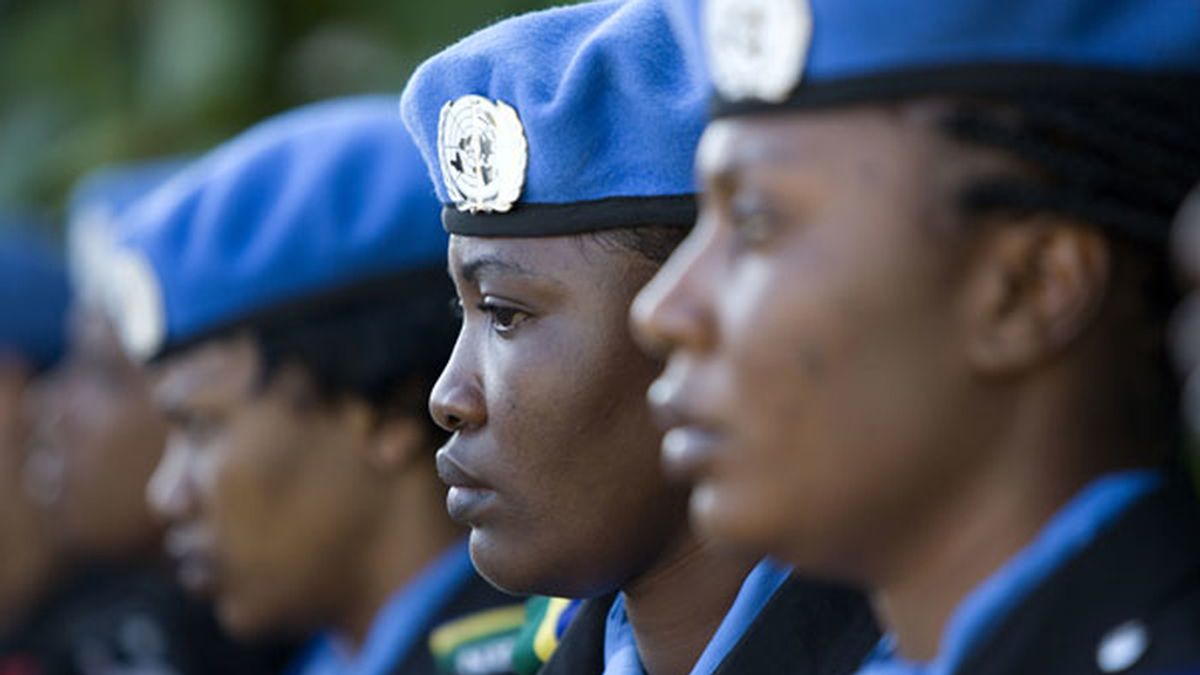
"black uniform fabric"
537,576,878,675
392,572,524,675
952,479,1200,675
0,563,292,675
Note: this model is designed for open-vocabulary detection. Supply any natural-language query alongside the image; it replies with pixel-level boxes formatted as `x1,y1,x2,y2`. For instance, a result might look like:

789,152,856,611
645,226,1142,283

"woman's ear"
961,219,1112,375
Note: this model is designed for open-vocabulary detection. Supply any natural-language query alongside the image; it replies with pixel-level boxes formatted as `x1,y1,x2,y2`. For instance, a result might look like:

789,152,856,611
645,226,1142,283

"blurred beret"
0,221,70,371
664,0,1200,115
400,0,709,237
111,96,447,361
67,157,190,308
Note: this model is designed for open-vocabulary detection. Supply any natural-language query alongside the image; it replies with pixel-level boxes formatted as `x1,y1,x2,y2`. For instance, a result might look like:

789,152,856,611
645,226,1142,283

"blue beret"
67,158,190,308
111,96,448,361
0,222,70,372
667,0,1200,115
400,0,709,237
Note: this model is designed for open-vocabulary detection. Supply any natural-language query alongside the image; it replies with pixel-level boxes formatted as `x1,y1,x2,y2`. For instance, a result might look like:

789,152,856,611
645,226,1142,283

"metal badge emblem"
705,0,812,103
105,247,166,362
1096,620,1150,673
438,95,528,213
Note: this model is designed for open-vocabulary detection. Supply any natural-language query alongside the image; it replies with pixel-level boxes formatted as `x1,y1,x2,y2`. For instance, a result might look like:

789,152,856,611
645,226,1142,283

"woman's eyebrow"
457,254,545,285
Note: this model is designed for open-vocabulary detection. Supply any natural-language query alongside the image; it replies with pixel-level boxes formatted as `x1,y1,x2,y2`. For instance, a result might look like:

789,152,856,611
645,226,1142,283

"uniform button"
1096,619,1150,673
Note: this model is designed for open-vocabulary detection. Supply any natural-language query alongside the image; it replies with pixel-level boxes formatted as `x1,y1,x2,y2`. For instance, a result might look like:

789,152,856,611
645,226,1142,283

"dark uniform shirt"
289,542,524,675
538,575,877,675
0,562,291,675
951,477,1200,675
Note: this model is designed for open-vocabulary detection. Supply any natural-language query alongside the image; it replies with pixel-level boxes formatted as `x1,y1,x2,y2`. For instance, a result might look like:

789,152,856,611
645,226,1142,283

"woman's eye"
179,412,223,443
731,209,779,247
477,300,531,336
449,297,464,319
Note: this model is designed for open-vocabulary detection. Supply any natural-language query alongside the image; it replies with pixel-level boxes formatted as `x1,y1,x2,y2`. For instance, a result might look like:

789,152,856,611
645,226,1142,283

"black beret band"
442,195,698,237
712,64,1200,118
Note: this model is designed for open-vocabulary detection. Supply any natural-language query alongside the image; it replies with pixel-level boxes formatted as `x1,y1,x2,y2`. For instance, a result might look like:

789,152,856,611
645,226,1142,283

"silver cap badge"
705,0,812,103
438,95,528,213
106,247,166,362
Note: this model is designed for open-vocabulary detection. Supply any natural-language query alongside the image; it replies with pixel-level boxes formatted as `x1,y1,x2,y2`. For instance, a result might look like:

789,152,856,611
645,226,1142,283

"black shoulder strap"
714,575,878,675
956,481,1200,675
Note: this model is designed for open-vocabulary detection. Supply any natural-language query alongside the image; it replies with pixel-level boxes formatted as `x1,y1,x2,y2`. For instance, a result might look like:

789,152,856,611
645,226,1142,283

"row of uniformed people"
2,0,1200,673
0,212,294,672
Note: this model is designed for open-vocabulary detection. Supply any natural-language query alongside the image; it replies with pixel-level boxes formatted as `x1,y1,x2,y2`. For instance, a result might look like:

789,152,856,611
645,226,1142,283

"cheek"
203,430,294,564
472,323,685,595
702,227,967,567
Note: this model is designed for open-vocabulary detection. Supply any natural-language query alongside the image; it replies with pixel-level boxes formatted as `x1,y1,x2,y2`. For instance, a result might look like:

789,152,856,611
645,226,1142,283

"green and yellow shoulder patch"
430,604,526,675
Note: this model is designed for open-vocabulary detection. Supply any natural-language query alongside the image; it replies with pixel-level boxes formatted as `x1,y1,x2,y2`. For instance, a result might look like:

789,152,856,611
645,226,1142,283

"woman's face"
632,108,992,579
430,234,690,598
0,360,51,628
25,307,167,559
148,336,385,638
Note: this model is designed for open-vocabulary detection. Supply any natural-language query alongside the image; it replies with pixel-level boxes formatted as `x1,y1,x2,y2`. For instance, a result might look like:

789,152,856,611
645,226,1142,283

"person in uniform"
106,96,524,675
0,224,71,674
19,159,296,675
633,0,1200,673
401,2,876,674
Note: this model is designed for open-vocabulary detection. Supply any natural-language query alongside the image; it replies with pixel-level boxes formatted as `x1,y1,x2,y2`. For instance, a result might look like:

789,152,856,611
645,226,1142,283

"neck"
871,382,1152,662
622,533,757,675
333,462,465,649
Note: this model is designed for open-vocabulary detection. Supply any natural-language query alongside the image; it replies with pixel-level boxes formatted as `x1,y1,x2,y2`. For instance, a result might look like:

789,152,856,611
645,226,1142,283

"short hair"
251,266,457,443
590,224,691,265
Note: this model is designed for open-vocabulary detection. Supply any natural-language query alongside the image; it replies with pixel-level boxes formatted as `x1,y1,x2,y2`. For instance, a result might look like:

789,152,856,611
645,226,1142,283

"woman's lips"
648,375,723,481
164,529,218,597
176,553,218,596
436,447,498,525
661,426,722,481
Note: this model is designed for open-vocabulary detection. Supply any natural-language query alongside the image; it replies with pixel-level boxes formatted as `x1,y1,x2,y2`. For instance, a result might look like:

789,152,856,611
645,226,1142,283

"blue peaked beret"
0,223,70,372
400,0,709,237
67,158,189,308
111,96,448,362
665,0,1200,115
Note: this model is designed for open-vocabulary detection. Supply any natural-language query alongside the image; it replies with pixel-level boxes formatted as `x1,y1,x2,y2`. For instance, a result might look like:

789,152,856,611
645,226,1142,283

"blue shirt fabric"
857,470,1162,675
293,539,476,675
602,559,792,675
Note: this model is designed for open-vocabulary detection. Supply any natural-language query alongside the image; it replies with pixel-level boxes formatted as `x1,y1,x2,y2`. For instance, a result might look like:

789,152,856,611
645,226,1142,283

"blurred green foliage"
0,0,567,226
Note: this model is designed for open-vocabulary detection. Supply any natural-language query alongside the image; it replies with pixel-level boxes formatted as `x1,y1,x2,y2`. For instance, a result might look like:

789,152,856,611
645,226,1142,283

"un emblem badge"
105,247,166,362
438,95,528,213
705,0,812,103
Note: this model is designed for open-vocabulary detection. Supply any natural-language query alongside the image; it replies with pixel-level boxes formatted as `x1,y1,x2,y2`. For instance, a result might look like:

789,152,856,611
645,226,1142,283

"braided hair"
938,91,1200,457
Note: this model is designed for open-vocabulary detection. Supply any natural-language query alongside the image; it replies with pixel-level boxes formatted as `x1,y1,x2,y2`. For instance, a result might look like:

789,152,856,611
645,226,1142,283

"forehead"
153,336,258,406
447,234,634,291
697,104,943,181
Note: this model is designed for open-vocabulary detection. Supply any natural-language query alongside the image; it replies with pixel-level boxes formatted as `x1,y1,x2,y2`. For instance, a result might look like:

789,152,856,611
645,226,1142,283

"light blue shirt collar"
857,469,1161,675
602,558,792,675
293,539,475,675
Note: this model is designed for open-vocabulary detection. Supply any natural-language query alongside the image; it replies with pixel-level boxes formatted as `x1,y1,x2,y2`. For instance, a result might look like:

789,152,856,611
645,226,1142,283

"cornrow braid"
938,90,1200,459
941,92,1200,243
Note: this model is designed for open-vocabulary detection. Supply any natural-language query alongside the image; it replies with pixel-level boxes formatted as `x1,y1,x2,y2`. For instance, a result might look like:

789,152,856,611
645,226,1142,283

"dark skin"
430,235,756,675
0,357,60,634
632,104,1151,661
25,306,167,561
148,335,462,647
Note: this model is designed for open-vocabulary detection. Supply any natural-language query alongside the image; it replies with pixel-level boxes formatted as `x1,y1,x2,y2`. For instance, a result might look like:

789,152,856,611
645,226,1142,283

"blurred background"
0,0,565,230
